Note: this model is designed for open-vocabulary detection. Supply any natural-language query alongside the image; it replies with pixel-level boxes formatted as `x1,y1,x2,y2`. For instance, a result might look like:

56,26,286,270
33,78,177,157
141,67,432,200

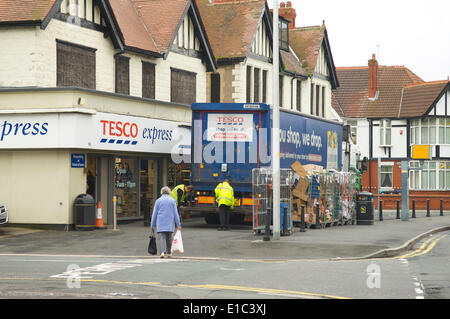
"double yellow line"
397,234,447,259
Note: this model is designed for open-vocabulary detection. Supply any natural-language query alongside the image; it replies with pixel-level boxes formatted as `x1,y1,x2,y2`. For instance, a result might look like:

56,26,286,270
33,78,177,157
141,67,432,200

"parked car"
0,202,8,225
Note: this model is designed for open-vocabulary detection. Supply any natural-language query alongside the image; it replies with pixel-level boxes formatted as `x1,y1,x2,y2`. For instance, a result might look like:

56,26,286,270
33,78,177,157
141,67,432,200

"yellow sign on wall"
412,145,431,159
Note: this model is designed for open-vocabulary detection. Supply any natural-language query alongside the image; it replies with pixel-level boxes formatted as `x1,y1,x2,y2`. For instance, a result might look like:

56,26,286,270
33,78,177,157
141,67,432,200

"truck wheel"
204,214,219,225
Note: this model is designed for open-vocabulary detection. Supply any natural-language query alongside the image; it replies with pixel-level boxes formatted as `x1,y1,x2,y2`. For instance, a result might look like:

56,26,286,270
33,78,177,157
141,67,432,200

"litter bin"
356,192,374,225
73,194,96,231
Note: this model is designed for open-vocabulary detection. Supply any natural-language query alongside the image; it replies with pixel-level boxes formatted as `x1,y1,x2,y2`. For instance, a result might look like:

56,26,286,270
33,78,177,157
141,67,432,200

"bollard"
412,199,416,218
113,195,118,231
379,200,383,221
281,206,288,236
440,199,443,216
316,204,321,228
300,205,306,232
264,208,271,241
396,200,400,219
426,199,430,217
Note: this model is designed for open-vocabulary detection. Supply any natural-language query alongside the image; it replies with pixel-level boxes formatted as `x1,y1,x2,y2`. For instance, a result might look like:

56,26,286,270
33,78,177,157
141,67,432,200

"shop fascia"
0,111,191,156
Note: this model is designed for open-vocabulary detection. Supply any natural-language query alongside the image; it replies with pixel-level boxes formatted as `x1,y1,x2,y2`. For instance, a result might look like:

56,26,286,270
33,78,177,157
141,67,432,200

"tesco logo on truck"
217,116,245,125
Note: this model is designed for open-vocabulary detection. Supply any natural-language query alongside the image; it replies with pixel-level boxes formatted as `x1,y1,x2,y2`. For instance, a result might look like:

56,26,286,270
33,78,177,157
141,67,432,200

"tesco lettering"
218,116,244,123
100,120,138,138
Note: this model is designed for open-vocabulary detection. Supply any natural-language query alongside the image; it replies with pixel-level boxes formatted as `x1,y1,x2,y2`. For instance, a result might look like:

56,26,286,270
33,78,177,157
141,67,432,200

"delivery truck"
181,103,343,225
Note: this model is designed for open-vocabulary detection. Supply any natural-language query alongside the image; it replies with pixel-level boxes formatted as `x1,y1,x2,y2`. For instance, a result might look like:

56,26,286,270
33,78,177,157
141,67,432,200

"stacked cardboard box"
290,161,311,224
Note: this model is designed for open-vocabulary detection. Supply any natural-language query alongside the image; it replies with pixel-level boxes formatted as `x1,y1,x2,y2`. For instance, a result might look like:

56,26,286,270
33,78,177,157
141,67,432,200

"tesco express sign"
0,112,190,155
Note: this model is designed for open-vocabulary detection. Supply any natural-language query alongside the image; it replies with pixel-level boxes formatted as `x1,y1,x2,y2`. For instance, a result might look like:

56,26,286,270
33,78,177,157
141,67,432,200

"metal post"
440,199,443,216
264,208,271,241
272,0,280,241
377,158,381,220
113,195,117,230
401,160,409,221
379,200,383,221
316,204,320,228
396,200,400,219
426,199,430,217
281,205,288,236
300,205,306,232
412,199,416,218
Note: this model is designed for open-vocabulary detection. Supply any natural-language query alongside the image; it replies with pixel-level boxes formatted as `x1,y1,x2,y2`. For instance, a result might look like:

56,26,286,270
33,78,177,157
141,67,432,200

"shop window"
114,157,138,219
171,68,196,105
140,159,157,219
57,40,96,89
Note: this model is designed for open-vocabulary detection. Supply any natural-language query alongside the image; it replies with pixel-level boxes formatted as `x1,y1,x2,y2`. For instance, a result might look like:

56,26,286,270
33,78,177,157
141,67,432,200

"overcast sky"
270,0,450,82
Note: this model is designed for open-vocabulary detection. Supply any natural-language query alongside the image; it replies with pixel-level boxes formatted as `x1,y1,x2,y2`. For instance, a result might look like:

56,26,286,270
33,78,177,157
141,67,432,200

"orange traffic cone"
95,201,106,229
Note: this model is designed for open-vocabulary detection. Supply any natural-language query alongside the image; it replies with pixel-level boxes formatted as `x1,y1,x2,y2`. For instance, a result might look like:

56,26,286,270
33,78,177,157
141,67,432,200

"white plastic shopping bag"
171,230,184,254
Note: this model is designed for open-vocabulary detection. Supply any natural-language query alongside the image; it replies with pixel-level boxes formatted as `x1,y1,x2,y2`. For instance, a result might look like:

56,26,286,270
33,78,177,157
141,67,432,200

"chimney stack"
368,54,378,99
278,1,296,29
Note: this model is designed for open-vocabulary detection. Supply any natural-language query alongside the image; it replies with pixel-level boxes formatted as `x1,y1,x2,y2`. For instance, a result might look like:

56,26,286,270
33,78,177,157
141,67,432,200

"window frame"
379,164,393,190
142,61,156,99
56,39,96,89
115,55,130,95
379,119,392,147
170,68,197,105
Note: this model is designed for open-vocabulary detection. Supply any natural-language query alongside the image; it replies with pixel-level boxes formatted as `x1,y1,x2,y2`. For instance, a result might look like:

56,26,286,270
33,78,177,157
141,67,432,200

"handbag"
148,234,157,255
171,230,184,254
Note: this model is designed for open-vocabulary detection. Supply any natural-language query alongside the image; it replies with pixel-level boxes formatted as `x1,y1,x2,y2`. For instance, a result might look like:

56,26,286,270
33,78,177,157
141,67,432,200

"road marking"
177,283,351,299
397,234,447,259
220,267,244,271
50,262,142,279
0,276,349,299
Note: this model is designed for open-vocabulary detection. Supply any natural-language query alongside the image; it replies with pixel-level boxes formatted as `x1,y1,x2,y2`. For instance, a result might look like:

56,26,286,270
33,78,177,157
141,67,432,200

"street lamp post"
272,0,280,240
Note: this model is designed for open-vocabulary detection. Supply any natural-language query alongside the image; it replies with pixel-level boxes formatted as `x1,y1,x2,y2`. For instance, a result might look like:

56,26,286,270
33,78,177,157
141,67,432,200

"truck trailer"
181,103,343,225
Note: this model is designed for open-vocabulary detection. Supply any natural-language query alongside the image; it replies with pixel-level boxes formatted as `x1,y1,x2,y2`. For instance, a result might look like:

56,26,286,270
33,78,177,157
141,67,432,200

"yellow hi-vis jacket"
215,182,234,208
170,184,186,206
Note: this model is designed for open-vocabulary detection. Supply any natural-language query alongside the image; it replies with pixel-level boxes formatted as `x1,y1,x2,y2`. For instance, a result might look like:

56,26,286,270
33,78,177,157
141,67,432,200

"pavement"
0,210,449,260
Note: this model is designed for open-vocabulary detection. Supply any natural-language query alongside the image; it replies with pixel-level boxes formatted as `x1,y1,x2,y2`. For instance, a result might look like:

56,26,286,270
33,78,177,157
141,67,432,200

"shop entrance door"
87,157,97,199
114,157,139,219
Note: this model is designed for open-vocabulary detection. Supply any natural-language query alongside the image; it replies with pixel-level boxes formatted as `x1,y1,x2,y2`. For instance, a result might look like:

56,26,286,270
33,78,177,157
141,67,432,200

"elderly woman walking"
150,186,181,258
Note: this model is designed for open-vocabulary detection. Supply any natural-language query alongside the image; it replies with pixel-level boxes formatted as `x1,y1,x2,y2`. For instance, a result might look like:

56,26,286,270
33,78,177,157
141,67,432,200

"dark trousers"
219,205,230,228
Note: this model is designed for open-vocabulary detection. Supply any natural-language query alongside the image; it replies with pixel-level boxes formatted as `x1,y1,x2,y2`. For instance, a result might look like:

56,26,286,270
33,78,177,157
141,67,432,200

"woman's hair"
160,186,171,195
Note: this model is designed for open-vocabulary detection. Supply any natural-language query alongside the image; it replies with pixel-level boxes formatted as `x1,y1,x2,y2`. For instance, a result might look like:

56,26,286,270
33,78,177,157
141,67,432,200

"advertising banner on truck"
279,110,342,170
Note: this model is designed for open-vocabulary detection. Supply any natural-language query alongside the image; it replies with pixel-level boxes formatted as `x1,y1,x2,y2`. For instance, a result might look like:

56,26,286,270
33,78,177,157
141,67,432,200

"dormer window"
279,17,289,51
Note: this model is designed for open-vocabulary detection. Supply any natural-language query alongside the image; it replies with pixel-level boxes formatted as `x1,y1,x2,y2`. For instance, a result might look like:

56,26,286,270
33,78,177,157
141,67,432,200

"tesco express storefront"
0,110,190,228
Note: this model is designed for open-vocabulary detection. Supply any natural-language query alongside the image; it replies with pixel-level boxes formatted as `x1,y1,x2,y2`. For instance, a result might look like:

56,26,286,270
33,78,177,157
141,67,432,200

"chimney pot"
278,0,296,29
